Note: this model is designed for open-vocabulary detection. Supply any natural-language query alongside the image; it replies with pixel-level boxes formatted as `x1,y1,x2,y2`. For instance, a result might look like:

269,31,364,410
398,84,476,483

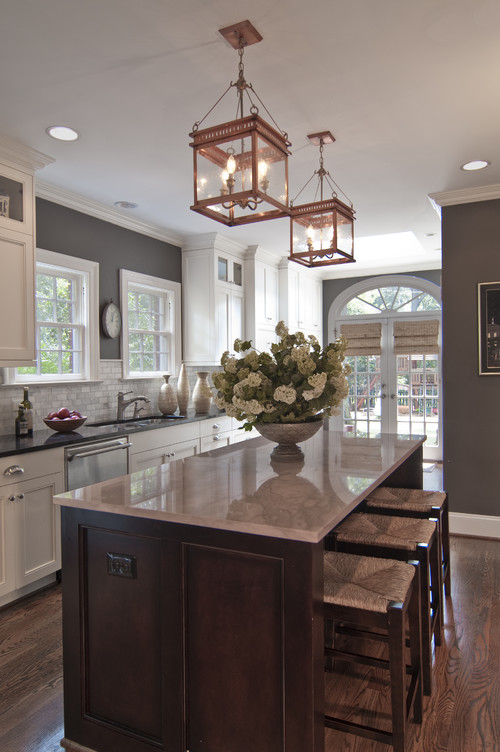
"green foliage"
212,321,350,430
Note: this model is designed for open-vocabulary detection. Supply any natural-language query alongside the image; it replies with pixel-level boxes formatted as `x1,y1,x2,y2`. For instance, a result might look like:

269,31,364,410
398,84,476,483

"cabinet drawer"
200,432,232,453
0,449,64,487
199,415,233,438
130,423,200,454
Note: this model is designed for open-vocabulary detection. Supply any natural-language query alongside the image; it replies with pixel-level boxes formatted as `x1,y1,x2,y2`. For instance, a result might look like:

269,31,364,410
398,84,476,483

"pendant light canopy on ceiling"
289,131,355,268
189,20,291,227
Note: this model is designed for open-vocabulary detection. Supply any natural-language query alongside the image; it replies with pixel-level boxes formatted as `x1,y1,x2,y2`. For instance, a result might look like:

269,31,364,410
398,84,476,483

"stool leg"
408,573,423,724
388,603,407,752
416,546,432,695
429,531,442,647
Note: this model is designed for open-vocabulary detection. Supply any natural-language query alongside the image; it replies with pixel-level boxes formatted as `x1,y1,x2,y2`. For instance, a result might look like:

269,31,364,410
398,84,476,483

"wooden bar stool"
363,486,451,597
326,513,441,696
324,551,423,752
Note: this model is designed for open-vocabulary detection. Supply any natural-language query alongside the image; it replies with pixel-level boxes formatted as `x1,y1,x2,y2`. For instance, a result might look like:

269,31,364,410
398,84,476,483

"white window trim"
3,248,99,384
120,269,181,380
328,275,442,336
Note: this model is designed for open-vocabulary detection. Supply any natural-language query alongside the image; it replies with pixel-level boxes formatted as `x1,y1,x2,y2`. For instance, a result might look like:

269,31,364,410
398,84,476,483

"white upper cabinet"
0,136,53,367
182,233,246,366
279,260,323,341
245,246,280,352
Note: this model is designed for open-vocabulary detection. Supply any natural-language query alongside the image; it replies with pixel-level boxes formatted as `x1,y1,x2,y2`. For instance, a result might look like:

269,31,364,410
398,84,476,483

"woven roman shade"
340,322,382,356
393,319,440,354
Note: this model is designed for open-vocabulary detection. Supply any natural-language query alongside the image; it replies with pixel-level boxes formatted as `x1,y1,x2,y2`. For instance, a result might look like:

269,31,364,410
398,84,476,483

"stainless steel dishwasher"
65,436,132,491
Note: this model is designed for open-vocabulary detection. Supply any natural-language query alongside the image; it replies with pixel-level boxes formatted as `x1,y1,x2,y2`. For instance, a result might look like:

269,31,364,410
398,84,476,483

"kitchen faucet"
117,391,150,420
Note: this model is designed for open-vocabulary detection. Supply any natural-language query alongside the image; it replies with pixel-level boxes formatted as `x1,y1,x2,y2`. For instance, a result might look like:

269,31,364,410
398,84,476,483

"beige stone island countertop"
53,430,425,543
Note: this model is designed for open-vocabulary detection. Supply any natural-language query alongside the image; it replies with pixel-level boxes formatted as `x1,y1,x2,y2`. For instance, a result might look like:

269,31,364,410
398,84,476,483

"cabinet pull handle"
3,465,24,477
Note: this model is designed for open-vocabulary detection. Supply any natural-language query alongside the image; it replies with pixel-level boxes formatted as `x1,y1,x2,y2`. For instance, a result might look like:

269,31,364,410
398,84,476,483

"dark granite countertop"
0,409,226,458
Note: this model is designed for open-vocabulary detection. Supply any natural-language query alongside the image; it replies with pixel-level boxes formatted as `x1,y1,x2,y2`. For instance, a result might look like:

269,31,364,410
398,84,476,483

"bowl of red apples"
43,407,87,433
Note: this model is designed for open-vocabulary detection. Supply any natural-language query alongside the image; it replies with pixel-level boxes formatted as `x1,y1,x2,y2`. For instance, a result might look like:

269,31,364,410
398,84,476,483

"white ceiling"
2,0,500,277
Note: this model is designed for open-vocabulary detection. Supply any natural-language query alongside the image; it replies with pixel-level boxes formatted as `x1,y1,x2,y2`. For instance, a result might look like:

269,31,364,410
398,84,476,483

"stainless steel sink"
87,415,185,428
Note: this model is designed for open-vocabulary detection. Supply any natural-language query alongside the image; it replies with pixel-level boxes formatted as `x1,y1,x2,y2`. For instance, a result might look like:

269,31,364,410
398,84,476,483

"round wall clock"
102,301,122,338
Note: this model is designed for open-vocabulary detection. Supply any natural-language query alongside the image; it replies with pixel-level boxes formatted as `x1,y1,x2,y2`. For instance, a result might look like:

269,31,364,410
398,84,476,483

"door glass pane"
233,262,242,286
344,354,382,437
0,175,23,222
396,353,439,448
218,257,228,282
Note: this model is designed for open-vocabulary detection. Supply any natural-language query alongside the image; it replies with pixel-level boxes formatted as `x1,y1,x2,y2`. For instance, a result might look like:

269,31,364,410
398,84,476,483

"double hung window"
13,249,98,383
120,269,181,379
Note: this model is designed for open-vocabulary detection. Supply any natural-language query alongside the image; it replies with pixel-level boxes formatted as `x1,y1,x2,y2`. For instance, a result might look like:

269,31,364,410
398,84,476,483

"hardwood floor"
0,535,499,752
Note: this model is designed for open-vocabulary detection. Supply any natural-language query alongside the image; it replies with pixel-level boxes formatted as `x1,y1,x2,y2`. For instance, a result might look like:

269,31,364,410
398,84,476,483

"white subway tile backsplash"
0,362,213,438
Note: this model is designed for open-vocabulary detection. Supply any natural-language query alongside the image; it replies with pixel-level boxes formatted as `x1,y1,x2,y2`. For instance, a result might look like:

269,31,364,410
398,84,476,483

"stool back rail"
364,486,451,597
324,551,423,752
326,512,442,696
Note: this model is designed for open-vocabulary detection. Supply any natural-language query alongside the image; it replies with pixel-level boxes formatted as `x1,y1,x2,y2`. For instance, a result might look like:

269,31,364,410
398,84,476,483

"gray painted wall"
442,199,500,518
35,198,181,359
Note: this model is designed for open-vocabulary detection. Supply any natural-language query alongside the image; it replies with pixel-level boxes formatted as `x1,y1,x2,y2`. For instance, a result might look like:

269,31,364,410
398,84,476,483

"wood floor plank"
0,536,499,752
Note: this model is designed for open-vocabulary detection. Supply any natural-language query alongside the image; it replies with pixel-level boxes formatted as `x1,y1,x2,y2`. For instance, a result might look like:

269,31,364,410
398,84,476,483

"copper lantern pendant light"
289,131,355,268
189,20,291,227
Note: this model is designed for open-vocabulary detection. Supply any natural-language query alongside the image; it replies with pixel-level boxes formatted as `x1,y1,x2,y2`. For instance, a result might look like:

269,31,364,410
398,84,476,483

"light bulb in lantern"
306,224,315,251
258,160,270,192
226,154,236,175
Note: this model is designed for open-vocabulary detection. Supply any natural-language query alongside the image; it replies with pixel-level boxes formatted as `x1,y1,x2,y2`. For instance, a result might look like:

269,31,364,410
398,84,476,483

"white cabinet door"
215,286,244,358
0,227,35,365
255,263,279,328
0,470,63,598
297,275,322,337
0,492,15,598
15,472,63,587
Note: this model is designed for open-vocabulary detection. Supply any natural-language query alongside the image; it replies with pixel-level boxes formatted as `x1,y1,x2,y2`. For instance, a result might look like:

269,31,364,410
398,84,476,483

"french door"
336,318,442,460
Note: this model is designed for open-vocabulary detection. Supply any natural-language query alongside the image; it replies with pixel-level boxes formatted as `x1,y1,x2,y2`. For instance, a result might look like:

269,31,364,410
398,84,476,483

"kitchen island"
54,430,424,752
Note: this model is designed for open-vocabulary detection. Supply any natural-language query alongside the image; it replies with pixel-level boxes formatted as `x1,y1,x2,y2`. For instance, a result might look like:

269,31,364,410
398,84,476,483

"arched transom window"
342,284,440,317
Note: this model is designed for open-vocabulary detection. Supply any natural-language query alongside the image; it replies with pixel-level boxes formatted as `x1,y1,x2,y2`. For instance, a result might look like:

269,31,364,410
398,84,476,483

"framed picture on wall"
478,281,500,374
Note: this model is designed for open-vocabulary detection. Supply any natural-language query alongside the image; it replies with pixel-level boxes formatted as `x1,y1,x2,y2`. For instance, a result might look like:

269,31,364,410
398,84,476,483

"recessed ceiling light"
460,160,490,171
114,201,138,209
46,125,79,142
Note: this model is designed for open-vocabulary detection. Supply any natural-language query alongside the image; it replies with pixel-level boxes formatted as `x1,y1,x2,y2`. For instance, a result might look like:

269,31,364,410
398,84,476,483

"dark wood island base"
55,431,424,752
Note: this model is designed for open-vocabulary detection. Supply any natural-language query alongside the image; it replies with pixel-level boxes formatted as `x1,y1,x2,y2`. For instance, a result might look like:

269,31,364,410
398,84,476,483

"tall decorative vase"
176,363,190,415
158,374,177,415
192,371,212,414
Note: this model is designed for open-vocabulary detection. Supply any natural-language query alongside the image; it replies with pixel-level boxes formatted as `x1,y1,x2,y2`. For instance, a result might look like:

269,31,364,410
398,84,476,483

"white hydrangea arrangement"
212,321,350,431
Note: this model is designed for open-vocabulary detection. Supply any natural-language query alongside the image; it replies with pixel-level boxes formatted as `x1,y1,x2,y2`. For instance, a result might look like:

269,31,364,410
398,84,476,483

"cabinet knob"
213,435,220,441
8,495,16,501
3,465,24,477
170,452,175,457
17,493,25,500
212,423,220,429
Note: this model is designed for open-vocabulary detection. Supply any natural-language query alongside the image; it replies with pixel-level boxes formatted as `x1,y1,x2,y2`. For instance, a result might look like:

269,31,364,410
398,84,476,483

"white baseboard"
450,512,500,540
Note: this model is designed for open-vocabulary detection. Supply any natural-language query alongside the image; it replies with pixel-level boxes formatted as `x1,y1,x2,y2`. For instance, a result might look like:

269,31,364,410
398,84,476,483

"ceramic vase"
192,371,212,414
176,363,190,415
254,420,324,462
158,374,177,415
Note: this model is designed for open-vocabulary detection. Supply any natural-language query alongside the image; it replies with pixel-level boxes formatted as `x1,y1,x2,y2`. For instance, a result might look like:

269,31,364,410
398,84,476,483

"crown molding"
182,231,248,256
428,183,500,207
35,180,184,246
0,134,54,173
